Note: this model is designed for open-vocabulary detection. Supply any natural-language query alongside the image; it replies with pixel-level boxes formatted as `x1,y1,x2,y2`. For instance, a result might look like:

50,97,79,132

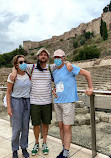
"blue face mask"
54,58,62,67
19,63,27,71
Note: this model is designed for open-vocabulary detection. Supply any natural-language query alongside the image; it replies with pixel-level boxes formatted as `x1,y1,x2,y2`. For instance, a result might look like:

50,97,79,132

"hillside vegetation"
25,30,111,64
0,30,111,68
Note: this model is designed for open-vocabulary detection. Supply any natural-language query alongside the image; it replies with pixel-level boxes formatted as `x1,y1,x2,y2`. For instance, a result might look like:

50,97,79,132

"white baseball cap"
54,49,65,57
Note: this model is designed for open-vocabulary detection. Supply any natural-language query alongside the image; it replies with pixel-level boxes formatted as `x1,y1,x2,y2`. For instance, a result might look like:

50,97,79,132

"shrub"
74,45,100,61
60,39,63,42
0,55,6,67
73,41,78,48
103,6,109,12
31,52,34,56
0,45,27,68
80,37,86,45
90,32,94,37
84,32,91,40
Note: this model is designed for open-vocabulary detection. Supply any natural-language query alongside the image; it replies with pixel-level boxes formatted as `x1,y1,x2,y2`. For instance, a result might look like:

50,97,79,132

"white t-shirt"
7,73,31,98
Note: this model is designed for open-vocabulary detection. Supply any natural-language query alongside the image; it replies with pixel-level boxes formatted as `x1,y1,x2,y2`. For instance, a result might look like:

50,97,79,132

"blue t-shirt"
52,64,81,103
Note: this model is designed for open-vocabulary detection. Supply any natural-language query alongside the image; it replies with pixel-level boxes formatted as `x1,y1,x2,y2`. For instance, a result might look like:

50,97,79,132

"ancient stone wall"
23,12,111,53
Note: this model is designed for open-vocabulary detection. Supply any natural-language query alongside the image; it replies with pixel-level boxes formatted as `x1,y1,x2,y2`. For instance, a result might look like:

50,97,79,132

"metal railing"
78,90,111,158
1,87,111,158
0,87,7,90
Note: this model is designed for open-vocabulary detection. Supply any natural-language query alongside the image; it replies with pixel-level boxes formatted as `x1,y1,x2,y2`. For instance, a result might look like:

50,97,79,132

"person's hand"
66,62,73,72
52,88,57,98
7,106,12,116
85,88,93,96
10,73,17,82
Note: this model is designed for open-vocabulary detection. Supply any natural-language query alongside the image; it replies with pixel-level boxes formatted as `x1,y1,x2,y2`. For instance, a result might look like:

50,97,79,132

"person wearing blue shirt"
52,49,93,158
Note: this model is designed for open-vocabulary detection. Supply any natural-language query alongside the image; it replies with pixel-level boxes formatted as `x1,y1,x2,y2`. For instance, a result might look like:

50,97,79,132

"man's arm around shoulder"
10,67,17,82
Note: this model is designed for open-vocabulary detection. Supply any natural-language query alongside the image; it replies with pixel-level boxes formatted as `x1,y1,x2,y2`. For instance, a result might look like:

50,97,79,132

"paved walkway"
0,118,109,158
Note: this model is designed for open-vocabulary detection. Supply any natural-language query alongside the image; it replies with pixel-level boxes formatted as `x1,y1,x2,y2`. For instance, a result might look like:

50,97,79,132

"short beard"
39,59,48,63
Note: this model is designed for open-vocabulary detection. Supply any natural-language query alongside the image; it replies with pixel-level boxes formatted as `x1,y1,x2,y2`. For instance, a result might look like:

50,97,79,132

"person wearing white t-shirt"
7,55,31,158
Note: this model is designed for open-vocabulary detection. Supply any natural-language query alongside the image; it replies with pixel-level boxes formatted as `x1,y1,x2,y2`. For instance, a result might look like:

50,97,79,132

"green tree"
109,2,111,11
100,19,104,37
0,45,27,68
19,45,27,55
103,6,109,12
103,22,108,40
100,19,108,40
0,55,6,67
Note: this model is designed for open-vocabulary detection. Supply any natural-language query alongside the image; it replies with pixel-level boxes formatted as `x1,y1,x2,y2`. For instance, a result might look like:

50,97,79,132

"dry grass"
25,30,111,63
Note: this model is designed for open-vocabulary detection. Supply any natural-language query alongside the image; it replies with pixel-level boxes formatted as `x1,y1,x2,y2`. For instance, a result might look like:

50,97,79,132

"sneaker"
42,143,49,155
31,143,39,156
12,151,18,158
22,148,29,158
56,150,63,158
68,151,70,157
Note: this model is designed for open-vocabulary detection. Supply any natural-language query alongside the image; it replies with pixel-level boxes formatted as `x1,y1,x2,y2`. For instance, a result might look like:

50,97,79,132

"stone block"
75,115,86,125
75,107,89,114
75,101,85,108
108,115,111,123
86,113,100,124
96,111,110,122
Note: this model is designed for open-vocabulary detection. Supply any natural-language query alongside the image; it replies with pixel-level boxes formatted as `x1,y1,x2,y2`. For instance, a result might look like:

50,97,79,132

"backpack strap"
29,63,54,81
48,65,54,82
26,71,31,80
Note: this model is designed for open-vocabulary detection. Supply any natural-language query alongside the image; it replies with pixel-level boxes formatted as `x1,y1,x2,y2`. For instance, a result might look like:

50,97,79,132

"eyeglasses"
54,56,62,59
18,60,26,64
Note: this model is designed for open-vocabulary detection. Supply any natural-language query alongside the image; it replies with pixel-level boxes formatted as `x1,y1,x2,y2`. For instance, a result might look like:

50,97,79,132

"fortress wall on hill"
23,12,111,53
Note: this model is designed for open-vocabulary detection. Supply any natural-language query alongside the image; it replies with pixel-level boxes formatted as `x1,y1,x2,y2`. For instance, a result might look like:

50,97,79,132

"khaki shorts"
54,102,75,125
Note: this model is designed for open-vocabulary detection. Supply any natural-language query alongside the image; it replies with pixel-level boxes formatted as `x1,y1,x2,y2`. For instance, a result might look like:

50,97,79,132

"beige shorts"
54,102,75,125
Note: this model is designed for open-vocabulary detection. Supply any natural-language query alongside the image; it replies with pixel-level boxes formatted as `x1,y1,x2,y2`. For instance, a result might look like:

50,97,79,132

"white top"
7,73,31,98
26,64,56,105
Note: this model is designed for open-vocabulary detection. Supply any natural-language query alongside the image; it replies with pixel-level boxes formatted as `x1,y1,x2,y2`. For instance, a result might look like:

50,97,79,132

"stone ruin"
23,12,111,54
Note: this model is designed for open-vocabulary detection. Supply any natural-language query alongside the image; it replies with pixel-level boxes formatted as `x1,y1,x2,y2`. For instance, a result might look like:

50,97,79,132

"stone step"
74,113,100,125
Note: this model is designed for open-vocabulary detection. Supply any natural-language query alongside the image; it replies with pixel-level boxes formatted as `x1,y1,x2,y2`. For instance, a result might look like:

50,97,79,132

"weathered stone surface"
96,112,110,122
75,101,85,108
108,115,111,123
75,107,89,114
23,12,111,54
85,113,100,124
75,115,86,125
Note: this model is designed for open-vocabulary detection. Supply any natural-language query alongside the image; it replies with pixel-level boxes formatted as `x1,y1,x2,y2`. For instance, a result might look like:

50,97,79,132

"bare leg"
63,124,72,150
42,124,49,143
33,126,40,144
59,121,64,145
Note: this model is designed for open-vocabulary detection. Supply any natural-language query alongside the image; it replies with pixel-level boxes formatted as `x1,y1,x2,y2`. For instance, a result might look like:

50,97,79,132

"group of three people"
6,48,93,158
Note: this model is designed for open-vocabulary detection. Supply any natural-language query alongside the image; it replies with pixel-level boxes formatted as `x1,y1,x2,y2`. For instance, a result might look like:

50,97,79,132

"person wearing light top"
52,49,93,158
10,48,73,156
7,55,31,158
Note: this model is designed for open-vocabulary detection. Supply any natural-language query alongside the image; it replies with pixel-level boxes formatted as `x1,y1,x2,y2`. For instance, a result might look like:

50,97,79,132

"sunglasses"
18,60,26,64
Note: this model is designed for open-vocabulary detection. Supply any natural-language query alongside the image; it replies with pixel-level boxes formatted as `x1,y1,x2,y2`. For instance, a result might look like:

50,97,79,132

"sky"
0,0,110,54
